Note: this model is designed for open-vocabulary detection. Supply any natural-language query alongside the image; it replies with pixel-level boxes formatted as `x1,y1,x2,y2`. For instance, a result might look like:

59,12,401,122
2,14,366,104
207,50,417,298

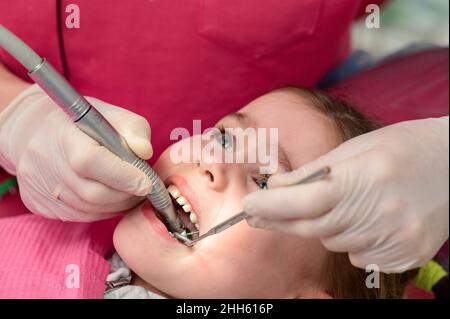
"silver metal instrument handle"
28,59,181,231
211,212,249,234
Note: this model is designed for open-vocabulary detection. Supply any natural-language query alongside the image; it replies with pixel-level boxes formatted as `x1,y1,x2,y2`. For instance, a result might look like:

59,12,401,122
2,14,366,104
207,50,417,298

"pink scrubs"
0,0,380,158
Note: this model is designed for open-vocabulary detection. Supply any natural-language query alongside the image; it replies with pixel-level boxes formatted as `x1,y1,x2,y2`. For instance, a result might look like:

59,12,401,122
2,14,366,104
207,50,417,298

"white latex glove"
242,117,449,273
0,84,153,221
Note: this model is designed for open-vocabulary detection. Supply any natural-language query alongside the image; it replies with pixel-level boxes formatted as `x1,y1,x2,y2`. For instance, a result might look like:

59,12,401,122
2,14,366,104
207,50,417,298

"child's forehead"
238,91,323,128
235,91,338,169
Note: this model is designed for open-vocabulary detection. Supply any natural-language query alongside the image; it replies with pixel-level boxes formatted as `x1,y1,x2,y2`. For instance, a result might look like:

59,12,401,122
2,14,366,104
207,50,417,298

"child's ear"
295,290,333,299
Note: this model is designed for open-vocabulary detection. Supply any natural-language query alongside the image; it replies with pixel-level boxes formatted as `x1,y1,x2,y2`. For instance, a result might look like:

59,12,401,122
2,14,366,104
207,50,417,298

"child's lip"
141,201,179,244
164,174,203,226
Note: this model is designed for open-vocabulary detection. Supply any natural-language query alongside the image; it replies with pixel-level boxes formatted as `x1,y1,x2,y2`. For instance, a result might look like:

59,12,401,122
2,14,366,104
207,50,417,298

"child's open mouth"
163,175,203,242
167,184,199,237
142,176,202,245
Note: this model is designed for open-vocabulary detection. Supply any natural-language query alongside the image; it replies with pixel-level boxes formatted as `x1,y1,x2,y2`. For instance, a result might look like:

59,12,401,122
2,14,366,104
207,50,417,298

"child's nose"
197,152,228,192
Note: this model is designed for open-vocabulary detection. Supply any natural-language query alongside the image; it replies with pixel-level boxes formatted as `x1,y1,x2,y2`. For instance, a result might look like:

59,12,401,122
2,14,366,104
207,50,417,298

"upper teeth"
167,184,199,230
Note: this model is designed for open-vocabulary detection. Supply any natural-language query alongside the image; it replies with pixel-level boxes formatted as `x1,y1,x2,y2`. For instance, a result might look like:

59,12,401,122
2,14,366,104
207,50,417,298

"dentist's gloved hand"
0,84,153,221
243,117,449,273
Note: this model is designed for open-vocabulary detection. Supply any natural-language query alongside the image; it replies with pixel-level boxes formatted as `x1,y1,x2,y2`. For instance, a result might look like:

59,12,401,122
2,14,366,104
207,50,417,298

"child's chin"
112,211,139,260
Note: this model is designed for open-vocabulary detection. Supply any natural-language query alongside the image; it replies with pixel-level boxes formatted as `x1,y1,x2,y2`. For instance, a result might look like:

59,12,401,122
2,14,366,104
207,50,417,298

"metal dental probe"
0,24,185,234
176,166,332,247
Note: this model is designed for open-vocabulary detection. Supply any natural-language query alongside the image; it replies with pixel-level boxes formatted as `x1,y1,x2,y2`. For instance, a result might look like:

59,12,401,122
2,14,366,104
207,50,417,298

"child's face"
113,90,339,298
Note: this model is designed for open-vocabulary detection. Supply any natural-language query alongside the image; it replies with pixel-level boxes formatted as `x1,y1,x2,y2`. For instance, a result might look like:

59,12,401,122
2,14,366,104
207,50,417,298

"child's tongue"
174,206,197,236
177,208,191,229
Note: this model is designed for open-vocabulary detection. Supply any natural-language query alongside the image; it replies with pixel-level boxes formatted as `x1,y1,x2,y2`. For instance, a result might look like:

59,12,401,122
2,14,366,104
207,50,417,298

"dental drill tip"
155,204,185,234
172,232,195,247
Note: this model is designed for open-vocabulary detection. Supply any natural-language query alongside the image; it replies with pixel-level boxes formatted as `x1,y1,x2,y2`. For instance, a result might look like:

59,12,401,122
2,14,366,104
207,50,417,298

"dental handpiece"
0,25,184,234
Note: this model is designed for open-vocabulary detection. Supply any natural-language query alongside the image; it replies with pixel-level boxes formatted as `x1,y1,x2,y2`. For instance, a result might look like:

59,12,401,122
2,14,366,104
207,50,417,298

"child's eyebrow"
222,112,256,128
222,112,293,173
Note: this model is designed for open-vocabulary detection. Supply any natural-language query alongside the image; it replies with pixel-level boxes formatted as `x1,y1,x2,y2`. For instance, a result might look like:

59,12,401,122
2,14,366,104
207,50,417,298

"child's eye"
216,126,233,150
253,175,270,190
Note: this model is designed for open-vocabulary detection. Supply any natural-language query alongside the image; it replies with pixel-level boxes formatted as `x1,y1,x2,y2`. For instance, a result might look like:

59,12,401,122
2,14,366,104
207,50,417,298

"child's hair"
274,86,417,298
